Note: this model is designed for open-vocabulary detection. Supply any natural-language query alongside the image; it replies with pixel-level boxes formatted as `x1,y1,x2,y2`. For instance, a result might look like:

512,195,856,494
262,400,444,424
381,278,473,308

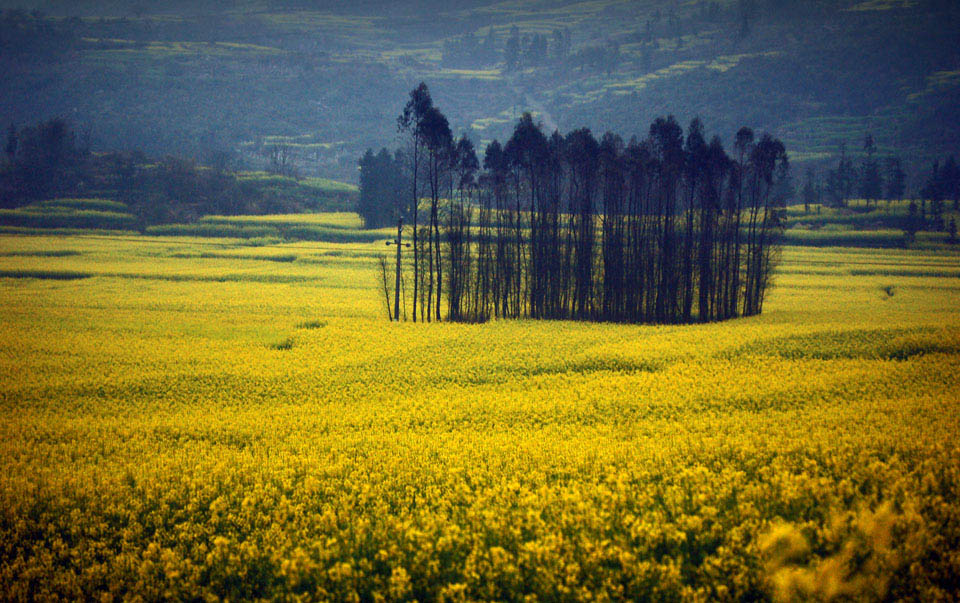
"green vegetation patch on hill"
0,199,138,231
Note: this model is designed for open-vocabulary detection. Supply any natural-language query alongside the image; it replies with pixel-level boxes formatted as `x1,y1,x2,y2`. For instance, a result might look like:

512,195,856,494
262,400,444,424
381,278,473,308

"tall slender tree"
859,134,882,206
884,157,905,205
397,83,433,322
420,106,453,322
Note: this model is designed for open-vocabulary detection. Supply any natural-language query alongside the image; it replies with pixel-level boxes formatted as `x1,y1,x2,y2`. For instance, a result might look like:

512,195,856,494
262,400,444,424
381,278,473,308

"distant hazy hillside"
2,0,957,182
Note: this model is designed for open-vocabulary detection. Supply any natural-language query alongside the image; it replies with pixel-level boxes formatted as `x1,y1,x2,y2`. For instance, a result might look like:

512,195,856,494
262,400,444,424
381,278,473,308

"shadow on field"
725,327,960,361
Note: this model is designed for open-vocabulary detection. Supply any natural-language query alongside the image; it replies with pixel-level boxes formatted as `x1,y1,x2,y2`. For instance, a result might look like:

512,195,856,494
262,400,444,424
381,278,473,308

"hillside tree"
859,134,882,205
801,167,817,212
884,157,906,204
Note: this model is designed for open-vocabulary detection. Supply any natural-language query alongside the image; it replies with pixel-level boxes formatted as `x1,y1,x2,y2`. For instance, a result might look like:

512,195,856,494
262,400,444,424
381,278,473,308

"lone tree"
921,160,946,231
884,156,906,205
904,200,919,244
826,143,855,208
859,134,882,206
801,167,817,213
4,124,16,162
943,156,960,210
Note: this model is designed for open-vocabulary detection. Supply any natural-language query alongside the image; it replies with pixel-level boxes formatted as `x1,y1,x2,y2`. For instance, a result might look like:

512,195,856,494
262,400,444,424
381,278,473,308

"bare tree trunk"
378,254,393,321
393,218,402,321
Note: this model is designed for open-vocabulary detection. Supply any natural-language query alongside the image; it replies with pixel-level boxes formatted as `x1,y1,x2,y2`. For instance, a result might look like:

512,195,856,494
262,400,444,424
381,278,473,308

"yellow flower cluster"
0,233,958,600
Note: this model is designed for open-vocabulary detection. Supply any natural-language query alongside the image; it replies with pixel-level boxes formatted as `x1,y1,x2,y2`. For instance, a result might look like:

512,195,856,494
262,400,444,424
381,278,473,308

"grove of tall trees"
381,84,790,325
357,148,408,229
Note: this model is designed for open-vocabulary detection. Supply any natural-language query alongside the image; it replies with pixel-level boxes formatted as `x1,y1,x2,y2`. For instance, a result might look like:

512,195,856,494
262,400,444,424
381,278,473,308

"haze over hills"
2,0,958,184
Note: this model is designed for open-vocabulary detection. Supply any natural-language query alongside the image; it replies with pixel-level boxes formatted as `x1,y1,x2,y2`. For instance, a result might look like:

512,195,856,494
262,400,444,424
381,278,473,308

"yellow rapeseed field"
0,231,958,600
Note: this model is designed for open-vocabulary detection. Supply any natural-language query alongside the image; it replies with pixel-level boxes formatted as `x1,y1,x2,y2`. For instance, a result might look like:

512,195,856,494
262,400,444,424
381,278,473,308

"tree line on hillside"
796,133,959,241
1,119,351,225
440,0,902,74
911,156,960,242
811,135,908,209
362,83,790,325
